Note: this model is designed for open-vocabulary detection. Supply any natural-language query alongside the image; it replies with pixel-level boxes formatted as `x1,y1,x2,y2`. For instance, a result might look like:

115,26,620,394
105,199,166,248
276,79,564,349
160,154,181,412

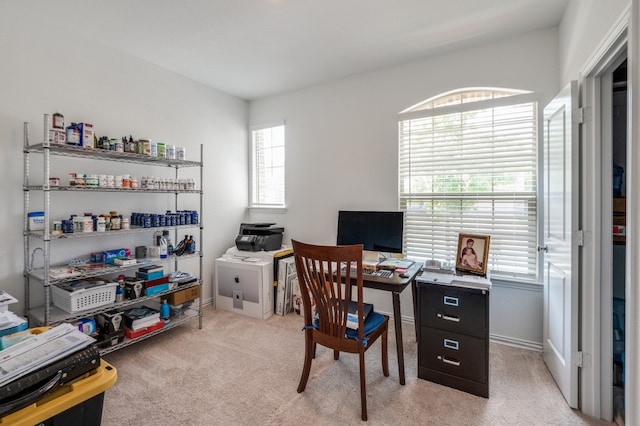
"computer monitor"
336,210,404,254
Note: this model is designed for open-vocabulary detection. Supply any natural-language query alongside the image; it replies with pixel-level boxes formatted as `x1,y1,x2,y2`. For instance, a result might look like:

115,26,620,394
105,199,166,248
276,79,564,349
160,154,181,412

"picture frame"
455,233,490,276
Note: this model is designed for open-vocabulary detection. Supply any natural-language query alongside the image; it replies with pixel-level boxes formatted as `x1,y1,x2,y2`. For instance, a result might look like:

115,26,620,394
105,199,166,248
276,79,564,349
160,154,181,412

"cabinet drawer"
418,282,487,337
420,326,487,384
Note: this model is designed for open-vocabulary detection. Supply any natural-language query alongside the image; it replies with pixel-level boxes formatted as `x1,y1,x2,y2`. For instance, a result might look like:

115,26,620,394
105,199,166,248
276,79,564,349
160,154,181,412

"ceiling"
31,0,568,101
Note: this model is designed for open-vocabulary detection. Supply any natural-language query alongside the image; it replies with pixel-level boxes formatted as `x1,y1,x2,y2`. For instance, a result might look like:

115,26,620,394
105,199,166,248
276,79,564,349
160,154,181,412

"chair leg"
382,324,389,377
334,349,340,360
297,332,314,393
359,350,367,421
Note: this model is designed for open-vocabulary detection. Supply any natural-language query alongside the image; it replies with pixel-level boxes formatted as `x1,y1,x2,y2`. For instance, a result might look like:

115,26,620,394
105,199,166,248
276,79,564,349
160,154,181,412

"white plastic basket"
52,281,118,313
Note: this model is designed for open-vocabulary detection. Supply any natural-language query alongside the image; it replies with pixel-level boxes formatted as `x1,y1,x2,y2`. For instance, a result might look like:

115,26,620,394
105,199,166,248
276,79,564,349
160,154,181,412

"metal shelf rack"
23,114,204,354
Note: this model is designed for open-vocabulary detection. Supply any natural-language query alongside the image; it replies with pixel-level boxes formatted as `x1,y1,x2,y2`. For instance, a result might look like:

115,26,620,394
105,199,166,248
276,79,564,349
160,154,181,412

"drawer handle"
443,338,459,350
443,296,459,306
437,313,460,323
438,356,461,367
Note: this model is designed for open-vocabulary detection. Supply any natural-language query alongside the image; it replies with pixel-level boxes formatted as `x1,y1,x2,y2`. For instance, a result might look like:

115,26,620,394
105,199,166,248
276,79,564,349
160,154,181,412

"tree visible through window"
398,88,538,279
251,123,285,208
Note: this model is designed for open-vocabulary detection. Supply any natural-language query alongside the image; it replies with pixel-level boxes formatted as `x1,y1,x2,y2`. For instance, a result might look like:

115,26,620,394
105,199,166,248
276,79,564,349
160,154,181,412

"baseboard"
489,333,542,352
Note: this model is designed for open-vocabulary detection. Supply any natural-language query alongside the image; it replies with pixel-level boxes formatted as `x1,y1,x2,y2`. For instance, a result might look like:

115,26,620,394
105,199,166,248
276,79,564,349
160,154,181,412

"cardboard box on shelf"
167,285,200,305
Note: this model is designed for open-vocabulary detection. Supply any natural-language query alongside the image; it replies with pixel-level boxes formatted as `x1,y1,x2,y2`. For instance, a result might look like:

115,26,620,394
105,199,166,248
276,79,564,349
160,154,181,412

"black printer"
235,223,284,252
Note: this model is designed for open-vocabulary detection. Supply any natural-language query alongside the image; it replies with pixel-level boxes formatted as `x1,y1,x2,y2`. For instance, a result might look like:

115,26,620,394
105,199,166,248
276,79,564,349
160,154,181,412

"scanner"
235,223,284,252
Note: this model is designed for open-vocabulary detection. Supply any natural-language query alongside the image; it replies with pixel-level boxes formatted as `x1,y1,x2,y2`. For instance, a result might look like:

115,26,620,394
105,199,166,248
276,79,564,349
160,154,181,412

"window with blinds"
398,88,538,279
251,123,285,208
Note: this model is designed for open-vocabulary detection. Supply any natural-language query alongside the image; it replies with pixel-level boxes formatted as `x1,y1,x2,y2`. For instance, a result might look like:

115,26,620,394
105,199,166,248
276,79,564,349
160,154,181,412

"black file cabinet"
417,278,490,397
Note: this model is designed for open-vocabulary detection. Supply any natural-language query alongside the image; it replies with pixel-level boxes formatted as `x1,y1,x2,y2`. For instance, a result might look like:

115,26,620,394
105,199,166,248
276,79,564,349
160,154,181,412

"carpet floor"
101,305,613,425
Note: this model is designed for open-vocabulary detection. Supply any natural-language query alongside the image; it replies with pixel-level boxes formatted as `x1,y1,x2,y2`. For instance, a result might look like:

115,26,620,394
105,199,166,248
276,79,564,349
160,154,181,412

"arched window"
398,87,538,279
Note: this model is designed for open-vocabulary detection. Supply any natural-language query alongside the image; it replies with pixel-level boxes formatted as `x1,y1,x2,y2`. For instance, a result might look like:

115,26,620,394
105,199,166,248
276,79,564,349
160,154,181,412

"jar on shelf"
74,174,85,186
86,175,98,187
166,145,176,159
111,216,121,230
52,112,64,130
97,216,107,232
177,146,186,160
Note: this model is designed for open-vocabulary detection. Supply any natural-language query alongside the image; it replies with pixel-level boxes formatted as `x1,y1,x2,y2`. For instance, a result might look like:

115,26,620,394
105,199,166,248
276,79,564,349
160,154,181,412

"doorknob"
537,245,548,252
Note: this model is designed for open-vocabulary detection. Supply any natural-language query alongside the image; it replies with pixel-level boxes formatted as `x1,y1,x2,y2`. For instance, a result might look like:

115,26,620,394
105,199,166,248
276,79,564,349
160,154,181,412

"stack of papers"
377,258,414,270
0,291,18,310
0,323,95,387
0,290,28,338
0,311,27,332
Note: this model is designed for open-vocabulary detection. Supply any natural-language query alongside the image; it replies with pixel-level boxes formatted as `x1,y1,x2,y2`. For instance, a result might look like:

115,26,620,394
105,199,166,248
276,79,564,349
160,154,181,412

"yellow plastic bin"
0,359,117,426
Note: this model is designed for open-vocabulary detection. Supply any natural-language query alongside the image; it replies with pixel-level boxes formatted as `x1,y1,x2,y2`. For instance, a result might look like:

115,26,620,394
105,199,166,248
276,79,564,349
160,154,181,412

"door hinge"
573,351,591,368
576,230,584,247
577,107,591,124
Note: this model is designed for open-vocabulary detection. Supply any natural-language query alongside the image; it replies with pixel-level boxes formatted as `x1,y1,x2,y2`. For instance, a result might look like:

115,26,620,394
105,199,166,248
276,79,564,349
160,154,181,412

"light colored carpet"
101,305,613,425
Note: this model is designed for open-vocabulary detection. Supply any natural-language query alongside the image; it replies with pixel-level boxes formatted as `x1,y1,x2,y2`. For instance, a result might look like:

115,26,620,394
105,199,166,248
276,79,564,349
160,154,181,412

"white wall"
559,0,630,84
249,28,560,348
0,5,249,310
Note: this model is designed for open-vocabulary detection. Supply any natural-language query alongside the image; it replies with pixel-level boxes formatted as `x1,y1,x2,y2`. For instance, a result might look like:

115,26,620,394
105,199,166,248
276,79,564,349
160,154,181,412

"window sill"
489,275,542,291
248,206,287,214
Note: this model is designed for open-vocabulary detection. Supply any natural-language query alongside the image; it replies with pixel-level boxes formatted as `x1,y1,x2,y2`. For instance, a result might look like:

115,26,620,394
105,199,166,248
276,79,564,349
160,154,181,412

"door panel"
542,81,579,408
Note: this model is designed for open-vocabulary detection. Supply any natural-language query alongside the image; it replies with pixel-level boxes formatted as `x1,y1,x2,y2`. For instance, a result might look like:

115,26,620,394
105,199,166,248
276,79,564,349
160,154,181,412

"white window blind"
399,89,538,279
251,123,285,208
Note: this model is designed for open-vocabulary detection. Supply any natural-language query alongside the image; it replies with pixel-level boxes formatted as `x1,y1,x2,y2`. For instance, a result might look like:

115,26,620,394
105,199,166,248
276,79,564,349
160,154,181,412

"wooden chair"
292,240,389,421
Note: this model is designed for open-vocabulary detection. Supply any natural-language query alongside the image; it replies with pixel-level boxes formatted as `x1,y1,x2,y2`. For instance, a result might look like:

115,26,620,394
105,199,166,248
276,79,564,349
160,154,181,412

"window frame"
398,89,540,280
249,121,286,210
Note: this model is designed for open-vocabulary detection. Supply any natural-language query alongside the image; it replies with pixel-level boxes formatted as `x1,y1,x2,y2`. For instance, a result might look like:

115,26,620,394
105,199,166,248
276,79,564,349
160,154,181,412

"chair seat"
345,311,386,340
313,311,386,341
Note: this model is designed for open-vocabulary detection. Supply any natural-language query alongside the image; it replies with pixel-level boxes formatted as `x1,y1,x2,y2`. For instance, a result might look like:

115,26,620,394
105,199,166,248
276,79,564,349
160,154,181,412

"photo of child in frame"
456,233,490,276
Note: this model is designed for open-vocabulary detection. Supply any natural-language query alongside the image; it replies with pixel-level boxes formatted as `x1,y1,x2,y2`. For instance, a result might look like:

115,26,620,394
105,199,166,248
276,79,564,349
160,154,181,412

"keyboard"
364,269,393,278
341,267,394,279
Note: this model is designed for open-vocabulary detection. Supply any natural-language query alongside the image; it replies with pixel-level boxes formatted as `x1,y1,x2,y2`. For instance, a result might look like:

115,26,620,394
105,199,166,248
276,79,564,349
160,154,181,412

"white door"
542,81,580,408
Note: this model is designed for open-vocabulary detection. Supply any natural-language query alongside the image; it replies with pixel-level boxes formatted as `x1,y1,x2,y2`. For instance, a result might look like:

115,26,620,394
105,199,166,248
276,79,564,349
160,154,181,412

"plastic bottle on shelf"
167,234,174,256
116,275,125,302
154,230,163,246
188,235,196,254
159,230,169,259
160,299,170,321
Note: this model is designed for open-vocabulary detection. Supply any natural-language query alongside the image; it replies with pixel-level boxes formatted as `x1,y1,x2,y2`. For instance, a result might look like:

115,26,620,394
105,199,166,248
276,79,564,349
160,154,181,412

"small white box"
49,129,66,144
28,211,45,231
114,257,137,266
